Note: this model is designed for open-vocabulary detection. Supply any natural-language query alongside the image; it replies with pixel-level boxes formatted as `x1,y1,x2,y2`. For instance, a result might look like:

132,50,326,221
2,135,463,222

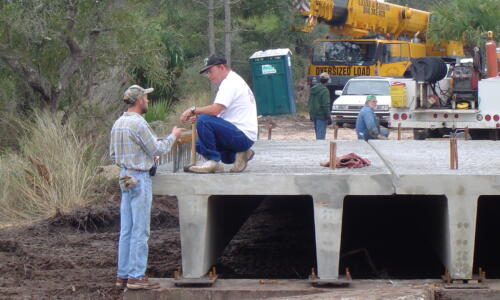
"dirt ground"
0,115,414,300
257,114,415,140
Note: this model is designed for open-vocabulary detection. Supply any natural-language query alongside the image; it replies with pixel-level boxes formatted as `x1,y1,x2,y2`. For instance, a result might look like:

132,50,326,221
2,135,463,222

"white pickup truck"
331,76,393,127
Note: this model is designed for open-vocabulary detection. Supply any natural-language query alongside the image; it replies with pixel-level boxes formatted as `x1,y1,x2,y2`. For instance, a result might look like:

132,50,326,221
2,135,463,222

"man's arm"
135,122,184,156
180,103,226,123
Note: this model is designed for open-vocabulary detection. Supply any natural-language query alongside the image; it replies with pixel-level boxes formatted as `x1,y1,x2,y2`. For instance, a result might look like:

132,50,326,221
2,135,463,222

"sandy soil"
0,115,415,300
257,114,415,141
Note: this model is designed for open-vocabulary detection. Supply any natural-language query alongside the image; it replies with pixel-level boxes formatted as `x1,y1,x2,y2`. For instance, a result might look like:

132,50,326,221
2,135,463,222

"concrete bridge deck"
153,140,500,281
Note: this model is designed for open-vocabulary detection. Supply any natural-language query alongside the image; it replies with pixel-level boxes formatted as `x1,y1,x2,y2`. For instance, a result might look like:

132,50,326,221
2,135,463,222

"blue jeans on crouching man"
117,169,152,280
196,114,254,164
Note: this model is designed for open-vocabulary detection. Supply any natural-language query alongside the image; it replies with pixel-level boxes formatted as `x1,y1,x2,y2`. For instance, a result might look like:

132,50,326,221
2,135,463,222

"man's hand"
326,116,333,126
180,108,193,123
188,115,197,124
172,126,186,139
377,135,388,140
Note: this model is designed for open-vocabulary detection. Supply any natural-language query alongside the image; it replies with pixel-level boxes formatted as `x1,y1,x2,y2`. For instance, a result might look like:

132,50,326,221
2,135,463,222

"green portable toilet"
249,48,296,115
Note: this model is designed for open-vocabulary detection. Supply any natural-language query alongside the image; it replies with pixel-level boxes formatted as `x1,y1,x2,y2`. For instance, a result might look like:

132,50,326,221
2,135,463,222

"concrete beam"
177,195,213,278
370,140,500,279
154,140,393,280
312,192,346,279
154,140,500,280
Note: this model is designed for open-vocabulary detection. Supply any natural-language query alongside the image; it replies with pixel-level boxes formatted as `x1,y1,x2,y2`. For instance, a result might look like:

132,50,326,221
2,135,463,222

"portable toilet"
249,48,296,115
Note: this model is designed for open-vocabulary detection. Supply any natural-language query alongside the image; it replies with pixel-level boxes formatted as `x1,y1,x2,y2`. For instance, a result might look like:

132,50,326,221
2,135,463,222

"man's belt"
125,167,156,176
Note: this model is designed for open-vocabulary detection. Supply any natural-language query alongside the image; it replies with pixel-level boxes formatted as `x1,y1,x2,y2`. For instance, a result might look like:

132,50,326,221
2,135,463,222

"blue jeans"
357,127,389,140
117,169,152,280
196,114,254,164
313,119,327,140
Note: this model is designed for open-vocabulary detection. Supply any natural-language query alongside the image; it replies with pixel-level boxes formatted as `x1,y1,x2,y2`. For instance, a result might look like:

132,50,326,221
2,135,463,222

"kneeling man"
180,54,257,173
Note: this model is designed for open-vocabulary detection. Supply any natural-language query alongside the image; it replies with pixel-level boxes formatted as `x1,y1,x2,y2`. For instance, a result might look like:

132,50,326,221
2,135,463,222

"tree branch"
58,1,83,94
0,43,53,103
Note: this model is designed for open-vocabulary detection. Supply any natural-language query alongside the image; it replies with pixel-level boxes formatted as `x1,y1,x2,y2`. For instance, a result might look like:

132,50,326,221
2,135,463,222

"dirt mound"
0,194,181,300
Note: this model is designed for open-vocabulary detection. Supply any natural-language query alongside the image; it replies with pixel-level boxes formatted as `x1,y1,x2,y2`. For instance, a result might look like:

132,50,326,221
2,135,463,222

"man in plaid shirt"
110,85,184,290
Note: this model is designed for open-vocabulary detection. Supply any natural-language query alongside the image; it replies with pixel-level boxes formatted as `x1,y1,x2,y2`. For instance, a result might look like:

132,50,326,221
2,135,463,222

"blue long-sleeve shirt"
355,106,380,140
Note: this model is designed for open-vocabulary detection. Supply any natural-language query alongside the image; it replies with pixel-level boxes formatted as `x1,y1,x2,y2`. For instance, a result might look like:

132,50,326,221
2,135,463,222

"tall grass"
0,112,106,226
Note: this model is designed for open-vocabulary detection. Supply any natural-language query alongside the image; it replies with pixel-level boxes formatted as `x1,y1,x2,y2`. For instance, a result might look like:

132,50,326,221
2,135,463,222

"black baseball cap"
199,54,227,74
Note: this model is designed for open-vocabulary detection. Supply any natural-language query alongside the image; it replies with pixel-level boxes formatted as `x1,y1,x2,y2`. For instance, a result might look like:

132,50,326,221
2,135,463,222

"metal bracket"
309,267,351,288
173,266,218,287
442,268,488,289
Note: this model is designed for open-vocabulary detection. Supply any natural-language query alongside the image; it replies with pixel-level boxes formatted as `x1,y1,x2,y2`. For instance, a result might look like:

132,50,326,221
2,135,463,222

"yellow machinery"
301,0,464,101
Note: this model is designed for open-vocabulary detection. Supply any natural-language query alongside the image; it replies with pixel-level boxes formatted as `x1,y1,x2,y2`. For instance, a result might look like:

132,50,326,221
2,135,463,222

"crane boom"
304,0,430,40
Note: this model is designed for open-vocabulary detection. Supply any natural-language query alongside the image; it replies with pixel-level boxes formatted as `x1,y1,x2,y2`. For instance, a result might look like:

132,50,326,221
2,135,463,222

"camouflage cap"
319,72,330,80
123,85,154,104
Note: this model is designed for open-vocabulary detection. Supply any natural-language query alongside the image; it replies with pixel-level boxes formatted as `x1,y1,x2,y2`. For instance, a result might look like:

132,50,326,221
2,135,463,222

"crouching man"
180,54,258,173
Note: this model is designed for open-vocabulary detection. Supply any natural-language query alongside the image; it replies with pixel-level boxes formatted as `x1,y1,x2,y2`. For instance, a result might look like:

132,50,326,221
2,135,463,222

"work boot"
126,277,160,290
115,277,127,288
230,149,255,173
187,160,224,173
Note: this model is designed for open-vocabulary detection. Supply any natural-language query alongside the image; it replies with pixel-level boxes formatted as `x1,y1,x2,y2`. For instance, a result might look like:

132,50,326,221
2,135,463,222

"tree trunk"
208,0,215,55
224,0,231,66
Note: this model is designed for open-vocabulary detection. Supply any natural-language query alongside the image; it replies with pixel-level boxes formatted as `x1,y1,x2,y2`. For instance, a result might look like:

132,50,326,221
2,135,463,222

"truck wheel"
413,129,428,140
470,129,499,140
336,121,344,128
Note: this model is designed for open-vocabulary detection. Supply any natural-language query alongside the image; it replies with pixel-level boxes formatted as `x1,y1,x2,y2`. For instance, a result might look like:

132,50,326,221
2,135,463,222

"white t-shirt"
214,70,258,141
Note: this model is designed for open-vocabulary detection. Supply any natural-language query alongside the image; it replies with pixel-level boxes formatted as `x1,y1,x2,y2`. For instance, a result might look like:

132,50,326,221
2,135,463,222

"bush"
144,98,175,123
0,112,106,226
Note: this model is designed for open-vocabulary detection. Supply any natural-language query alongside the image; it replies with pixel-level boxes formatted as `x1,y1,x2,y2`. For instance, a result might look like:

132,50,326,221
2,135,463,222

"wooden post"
334,125,339,140
450,138,455,169
464,126,469,140
329,142,337,170
267,124,272,140
450,138,458,169
191,123,196,165
397,123,401,140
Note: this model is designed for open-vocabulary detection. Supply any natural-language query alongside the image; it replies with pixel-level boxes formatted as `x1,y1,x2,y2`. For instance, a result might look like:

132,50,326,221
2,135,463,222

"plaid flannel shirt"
110,112,176,170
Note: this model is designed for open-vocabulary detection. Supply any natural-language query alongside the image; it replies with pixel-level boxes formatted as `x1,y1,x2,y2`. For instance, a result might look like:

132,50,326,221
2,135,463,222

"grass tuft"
0,111,106,226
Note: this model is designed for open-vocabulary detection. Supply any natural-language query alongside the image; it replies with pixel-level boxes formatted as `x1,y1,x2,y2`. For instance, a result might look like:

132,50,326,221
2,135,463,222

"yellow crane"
299,0,464,101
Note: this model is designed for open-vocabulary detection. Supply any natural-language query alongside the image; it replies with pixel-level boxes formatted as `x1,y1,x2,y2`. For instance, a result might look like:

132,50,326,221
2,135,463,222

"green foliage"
0,0,184,113
144,99,175,123
176,58,212,99
128,15,185,102
428,0,500,49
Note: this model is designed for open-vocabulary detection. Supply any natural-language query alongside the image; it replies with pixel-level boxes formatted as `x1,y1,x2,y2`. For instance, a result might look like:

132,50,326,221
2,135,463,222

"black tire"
469,129,499,140
413,128,428,140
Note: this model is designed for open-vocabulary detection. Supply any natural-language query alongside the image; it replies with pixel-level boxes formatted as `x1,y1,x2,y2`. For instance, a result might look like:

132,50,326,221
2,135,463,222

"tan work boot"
230,149,255,173
187,160,224,173
126,277,160,290
116,277,127,288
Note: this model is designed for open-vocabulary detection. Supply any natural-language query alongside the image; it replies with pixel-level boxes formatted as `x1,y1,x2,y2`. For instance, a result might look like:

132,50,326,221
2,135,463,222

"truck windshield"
312,41,377,65
344,81,390,95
